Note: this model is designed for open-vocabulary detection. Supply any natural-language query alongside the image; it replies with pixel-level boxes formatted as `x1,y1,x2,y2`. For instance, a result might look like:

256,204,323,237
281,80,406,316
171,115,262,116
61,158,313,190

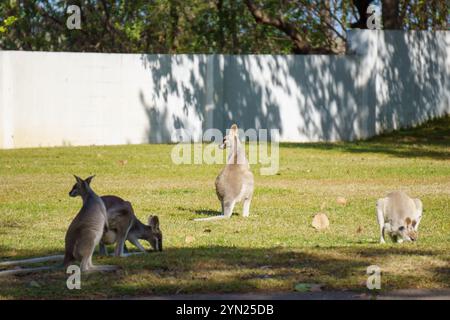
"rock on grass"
312,213,330,230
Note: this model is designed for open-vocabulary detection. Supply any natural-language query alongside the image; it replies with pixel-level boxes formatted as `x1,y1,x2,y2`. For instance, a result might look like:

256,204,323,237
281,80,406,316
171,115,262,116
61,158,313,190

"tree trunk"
320,0,333,50
229,0,238,53
244,0,311,54
169,0,180,52
350,0,373,29
382,0,401,29
216,0,225,52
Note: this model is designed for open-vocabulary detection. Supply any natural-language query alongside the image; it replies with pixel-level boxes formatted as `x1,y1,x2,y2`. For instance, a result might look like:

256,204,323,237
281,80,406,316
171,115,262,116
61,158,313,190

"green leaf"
294,283,313,292
4,16,18,26
294,283,323,292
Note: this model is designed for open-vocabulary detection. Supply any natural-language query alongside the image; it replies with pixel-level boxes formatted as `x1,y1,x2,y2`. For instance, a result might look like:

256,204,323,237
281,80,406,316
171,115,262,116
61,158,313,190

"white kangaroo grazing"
195,124,254,221
376,191,423,244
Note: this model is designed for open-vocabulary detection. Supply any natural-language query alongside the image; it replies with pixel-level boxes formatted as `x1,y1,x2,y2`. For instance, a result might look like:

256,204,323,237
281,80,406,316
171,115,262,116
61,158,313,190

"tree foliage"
0,0,447,54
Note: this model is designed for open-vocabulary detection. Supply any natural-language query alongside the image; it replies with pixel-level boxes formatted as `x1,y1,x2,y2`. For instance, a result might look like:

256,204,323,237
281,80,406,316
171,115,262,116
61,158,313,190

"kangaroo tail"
85,265,118,273
193,215,230,222
0,254,64,267
0,265,59,277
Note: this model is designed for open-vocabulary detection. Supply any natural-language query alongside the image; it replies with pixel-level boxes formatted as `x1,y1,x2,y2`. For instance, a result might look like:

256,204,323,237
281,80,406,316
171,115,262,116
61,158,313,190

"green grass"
0,116,449,299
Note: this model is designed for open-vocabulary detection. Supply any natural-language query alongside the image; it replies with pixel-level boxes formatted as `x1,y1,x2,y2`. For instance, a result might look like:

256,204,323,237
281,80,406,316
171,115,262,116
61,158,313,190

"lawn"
0,117,449,299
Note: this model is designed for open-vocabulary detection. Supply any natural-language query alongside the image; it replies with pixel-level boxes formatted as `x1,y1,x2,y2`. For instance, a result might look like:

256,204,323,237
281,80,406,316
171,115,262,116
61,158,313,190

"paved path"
127,289,450,300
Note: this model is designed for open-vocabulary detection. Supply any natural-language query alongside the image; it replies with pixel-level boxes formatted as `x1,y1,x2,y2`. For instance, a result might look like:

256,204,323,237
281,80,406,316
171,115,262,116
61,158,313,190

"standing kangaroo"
376,191,423,243
195,124,254,221
0,175,117,276
69,181,163,256
64,175,116,272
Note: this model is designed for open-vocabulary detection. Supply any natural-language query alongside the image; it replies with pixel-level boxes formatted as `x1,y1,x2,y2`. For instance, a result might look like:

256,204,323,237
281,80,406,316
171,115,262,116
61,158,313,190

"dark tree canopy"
0,0,448,54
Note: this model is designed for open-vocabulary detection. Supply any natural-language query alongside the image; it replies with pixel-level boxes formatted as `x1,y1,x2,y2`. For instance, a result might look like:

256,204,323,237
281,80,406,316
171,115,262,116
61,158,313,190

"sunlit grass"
0,116,449,299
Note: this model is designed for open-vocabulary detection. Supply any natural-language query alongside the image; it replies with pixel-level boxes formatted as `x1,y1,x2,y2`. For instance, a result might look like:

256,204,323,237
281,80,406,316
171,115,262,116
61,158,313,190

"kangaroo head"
144,215,163,251
405,217,418,241
219,124,239,149
395,217,418,242
69,175,95,197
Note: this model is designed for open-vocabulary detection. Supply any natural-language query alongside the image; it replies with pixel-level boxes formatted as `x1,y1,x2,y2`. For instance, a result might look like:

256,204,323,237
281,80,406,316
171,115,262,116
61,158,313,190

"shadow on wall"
139,54,207,143
139,90,172,143
137,31,448,145
282,115,450,160
376,31,448,132
219,56,283,137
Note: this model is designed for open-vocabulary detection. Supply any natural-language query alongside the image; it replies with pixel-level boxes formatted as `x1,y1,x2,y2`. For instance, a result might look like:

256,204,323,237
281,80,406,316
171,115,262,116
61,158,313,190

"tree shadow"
0,245,447,298
139,91,172,143
193,209,222,217
137,31,448,157
281,115,450,160
176,208,240,218
0,222,22,236
139,54,208,143
375,31,448,132
219,56,283,136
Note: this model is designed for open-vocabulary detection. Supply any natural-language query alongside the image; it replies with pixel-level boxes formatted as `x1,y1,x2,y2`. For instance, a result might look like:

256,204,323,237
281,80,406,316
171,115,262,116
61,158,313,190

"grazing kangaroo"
100,199,163,254
0,175,116,276
122,215,162,253
376,191,423,243
64,175,116,272
69,183,163,255
195,124,254,221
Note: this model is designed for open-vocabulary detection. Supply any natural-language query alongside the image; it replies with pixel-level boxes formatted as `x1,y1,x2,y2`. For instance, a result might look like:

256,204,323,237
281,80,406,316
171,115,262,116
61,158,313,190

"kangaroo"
122,215,162,253
376,191,423,244
63,175,116,272
99,200,162,254
69,182,163,255
0,175,117,276
195,124,254,221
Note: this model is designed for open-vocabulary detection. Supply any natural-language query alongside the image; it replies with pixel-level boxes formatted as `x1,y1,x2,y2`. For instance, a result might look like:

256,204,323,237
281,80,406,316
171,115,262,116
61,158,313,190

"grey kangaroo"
100,199,162,254
63,175,116,272
69,182,163,256
0,175,116,276
195,124,254,221
121,214,162,253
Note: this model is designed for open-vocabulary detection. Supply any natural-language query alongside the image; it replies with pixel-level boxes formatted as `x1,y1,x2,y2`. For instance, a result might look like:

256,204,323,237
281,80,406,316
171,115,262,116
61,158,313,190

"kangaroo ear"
405,217,412,226
85,175,95,185
74,175,83,184
414,198,423,214
148,215,160,230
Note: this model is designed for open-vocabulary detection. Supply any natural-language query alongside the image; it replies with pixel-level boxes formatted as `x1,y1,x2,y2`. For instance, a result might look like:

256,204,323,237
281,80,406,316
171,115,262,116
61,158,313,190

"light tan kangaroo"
376,191,423,244
195,124,254,221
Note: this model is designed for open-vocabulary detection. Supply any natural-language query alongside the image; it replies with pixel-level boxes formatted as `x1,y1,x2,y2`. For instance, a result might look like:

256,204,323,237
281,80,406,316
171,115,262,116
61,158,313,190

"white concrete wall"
0,52,207,148
0,30,448,149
